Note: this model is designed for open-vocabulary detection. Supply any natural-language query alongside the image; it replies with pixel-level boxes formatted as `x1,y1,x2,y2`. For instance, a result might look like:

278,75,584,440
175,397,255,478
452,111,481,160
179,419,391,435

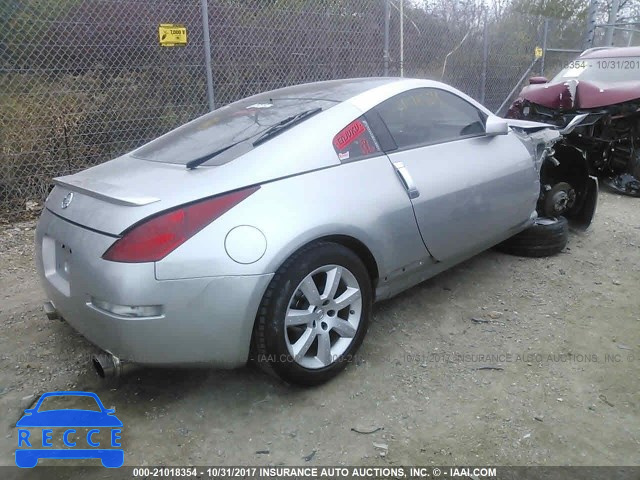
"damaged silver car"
35,78,597,385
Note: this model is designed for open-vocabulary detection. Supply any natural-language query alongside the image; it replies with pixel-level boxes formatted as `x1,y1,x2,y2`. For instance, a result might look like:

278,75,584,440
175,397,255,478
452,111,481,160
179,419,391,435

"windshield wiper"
186,137,251,170
252,108,322,147
186,107,322,169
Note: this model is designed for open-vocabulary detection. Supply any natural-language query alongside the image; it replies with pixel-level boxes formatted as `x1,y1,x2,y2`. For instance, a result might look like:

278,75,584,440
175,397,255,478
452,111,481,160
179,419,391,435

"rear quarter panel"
154,155,429,282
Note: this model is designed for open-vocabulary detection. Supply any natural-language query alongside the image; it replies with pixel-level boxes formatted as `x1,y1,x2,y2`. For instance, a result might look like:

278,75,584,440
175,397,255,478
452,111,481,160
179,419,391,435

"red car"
507,46,640,197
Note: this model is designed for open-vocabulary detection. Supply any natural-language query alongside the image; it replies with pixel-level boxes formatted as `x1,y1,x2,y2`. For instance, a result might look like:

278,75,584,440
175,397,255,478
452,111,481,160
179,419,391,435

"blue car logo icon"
15,391,123,468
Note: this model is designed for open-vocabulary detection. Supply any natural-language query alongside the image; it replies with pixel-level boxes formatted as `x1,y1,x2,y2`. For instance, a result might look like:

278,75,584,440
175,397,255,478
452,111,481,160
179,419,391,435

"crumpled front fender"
541,143,598,231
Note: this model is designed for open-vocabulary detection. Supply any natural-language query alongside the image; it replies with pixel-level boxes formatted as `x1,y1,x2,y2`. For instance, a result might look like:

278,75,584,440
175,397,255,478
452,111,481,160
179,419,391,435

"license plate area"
42,235,71,296
54,241,72,282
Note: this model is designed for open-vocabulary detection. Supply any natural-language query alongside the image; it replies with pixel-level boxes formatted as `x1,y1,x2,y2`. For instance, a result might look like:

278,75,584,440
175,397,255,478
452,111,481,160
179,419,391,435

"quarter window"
375,88,487,149
333,116,381,162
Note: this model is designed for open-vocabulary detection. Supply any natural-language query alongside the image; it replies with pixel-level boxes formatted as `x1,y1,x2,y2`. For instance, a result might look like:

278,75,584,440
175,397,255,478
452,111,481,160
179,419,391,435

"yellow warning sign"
534,46,543,59
159,24,187,47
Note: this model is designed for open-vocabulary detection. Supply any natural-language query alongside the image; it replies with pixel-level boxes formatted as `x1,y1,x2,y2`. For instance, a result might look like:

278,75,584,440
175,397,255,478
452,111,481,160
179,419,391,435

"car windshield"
553,56,640,83
37,395,101,412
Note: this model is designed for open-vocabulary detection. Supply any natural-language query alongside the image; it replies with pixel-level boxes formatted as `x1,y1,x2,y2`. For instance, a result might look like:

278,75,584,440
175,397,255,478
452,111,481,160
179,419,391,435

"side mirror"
485,116,509,136
529,76,548,85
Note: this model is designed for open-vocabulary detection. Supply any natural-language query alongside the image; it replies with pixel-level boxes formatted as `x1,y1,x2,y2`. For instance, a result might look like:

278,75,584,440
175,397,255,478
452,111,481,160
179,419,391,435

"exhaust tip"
91,353,119,379
43,301,60,320
92,356,107,378
91,353,136,379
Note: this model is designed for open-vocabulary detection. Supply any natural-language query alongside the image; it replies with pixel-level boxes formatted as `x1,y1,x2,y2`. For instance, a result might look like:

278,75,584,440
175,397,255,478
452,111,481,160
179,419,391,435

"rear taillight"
102,186,259,263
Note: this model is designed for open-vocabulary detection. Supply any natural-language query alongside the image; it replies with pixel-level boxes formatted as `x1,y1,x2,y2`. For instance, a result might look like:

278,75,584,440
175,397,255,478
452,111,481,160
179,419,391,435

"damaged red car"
507,46,640,197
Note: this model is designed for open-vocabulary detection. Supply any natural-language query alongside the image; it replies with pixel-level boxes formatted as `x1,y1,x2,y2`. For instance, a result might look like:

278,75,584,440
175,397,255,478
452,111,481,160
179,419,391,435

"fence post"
541,18,549,76
583,0,598,49
200,0,215,110
383,0,390,76
399,0,404,77
480,10,488,104
495,58,539,115
604,0,621,46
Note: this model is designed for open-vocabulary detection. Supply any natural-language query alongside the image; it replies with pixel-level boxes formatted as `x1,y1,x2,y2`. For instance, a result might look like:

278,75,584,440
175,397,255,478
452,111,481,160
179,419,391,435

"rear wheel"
496,216,568,258
251,242,372,386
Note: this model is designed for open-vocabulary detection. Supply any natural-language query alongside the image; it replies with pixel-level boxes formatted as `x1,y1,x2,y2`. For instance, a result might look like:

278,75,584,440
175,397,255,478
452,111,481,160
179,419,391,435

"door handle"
393,162,420,199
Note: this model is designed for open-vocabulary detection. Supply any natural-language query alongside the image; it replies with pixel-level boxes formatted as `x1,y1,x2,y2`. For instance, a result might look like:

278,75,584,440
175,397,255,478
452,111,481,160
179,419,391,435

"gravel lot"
1,190,639,476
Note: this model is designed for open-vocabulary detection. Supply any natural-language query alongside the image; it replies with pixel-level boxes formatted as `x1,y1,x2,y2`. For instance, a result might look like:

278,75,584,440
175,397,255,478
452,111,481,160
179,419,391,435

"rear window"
133,95,337,165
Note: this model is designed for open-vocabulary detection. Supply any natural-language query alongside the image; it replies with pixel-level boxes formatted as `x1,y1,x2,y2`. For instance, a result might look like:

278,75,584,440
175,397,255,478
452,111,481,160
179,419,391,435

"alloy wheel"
284,265,362,369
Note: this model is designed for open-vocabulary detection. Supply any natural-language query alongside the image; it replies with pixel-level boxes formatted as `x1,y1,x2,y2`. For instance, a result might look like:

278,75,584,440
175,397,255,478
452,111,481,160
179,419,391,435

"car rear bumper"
36,208,273,367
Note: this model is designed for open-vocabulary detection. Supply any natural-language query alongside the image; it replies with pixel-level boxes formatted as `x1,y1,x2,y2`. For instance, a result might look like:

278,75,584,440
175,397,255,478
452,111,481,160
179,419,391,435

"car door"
372,87,538,262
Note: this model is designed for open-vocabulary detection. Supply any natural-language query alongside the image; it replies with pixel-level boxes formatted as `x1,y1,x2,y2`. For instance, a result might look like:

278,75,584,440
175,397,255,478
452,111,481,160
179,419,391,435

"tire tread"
496,217,568,258
250,241,371,386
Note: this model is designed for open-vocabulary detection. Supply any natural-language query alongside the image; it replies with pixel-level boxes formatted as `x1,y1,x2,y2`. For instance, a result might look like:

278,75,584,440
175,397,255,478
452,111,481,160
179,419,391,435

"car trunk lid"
46,154,262,235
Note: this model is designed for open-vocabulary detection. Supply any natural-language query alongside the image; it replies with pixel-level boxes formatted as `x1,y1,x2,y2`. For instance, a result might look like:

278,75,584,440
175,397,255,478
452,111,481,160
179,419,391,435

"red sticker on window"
333,120,366,150
359,138,376,155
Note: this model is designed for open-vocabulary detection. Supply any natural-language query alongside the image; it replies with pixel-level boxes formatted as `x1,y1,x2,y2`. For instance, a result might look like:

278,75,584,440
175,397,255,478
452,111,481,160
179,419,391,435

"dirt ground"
1,189,639,476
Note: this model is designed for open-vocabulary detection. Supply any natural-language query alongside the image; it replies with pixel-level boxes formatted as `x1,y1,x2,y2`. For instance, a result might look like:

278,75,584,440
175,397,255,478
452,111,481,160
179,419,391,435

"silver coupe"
36,78,598,385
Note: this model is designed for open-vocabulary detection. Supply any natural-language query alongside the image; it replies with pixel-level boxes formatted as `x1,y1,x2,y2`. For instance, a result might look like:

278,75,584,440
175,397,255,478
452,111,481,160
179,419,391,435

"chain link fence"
1,0,209,221
1,0,587,221
389,6,547,112
593,22,640,48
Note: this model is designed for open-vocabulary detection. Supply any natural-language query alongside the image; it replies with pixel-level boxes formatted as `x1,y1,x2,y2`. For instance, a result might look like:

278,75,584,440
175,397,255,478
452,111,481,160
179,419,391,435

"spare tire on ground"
496,216,568,258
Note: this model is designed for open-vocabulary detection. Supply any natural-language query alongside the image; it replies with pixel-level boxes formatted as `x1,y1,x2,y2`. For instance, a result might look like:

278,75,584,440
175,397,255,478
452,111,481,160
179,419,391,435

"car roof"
248,77,402,103
581,46,640,59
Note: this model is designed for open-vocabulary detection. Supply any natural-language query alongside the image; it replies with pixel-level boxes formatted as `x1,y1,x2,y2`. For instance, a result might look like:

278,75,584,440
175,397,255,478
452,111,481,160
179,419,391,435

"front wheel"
251,242,372,386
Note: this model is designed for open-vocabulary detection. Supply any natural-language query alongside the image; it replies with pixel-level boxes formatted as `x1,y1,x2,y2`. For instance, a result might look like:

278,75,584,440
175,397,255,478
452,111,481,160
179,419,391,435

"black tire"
251,242,372,386
496,216,568,258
